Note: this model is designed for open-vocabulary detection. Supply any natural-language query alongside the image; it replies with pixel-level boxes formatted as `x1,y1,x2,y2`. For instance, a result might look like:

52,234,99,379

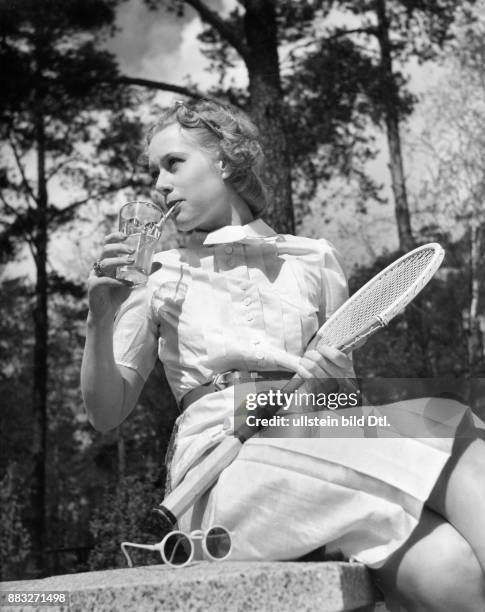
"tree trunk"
123,2,294,233
30,109,48,576
117,425,126,483
468,223,484,374
243,0,294,234
375,0,415,251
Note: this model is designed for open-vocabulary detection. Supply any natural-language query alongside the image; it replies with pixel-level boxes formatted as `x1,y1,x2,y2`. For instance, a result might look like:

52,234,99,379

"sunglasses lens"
205,526,231,560
162,532,192,566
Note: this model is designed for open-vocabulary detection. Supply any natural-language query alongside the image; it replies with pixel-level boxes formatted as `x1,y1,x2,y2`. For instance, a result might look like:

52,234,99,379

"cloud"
106,1,185,77
106,0,236,87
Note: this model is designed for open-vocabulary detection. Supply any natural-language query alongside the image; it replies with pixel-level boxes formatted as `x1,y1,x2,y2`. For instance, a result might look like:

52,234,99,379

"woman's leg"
371,507,485,611
426,436,485,574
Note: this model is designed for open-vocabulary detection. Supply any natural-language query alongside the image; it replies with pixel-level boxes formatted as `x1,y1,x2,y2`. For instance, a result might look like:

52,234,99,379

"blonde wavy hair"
147,99,269,217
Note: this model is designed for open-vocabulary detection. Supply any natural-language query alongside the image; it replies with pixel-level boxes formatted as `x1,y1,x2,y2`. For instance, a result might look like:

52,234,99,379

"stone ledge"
0,561,381,612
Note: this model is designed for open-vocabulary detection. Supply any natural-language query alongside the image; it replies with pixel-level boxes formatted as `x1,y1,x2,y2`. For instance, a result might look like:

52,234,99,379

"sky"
106,0,235,92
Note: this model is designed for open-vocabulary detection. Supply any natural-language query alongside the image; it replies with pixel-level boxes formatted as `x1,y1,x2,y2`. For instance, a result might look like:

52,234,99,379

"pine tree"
0,0,145,575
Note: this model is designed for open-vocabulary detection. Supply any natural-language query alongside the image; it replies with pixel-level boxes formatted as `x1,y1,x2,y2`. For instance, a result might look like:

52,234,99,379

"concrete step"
0,561,384,612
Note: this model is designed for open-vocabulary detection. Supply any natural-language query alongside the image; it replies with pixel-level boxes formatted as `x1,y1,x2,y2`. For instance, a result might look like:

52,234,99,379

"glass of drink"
116,200,163,286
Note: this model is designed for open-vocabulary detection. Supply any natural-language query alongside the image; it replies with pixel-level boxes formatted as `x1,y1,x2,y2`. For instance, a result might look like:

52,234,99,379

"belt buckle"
212,370,234,391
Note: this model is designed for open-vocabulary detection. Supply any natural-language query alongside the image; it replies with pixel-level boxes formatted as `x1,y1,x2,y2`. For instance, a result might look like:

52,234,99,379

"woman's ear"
218,159,231,180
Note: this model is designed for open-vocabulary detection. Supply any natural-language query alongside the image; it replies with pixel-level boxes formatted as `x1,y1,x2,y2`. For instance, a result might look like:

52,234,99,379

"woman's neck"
226,187,254,227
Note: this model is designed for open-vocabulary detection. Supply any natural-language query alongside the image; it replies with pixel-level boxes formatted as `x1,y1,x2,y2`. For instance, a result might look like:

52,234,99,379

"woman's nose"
154,169,173,195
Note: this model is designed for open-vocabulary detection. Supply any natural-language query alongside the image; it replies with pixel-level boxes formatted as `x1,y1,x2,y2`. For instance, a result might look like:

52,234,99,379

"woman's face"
148,123,232,232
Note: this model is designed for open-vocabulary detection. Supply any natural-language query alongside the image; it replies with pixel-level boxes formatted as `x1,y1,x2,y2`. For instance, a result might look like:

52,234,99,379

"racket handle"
158,436,243,522
279,374,361,402
280,373,305,395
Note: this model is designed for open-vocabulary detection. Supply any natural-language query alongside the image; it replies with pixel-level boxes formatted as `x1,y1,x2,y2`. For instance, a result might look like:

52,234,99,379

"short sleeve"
318,239,349,319
113,285,159,381
317,239,357,377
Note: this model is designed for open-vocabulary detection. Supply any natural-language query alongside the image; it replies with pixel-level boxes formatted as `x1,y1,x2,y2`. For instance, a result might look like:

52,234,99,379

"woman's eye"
168,157,182,170
149,167,159,180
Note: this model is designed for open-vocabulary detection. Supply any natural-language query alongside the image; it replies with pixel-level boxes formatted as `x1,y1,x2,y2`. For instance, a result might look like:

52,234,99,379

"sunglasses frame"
121,524,232,569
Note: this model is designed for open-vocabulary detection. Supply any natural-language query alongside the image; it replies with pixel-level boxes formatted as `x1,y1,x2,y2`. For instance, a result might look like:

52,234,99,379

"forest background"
0,0,484,580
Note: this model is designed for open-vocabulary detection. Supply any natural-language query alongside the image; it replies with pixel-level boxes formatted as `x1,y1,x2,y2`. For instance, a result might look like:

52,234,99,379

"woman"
81,99,485,611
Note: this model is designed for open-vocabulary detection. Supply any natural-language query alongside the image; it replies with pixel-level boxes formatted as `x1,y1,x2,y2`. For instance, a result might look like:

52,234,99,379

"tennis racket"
156,242,445,527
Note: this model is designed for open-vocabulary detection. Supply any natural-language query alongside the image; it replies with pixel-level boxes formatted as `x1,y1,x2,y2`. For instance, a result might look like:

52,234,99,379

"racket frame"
317,243,445,352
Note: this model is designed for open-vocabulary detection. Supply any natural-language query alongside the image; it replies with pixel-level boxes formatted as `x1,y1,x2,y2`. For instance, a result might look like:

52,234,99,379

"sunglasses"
174,100,224,140
121,525,232,568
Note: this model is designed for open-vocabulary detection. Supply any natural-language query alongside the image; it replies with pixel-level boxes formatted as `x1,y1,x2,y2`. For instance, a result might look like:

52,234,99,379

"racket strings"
319,248,440,348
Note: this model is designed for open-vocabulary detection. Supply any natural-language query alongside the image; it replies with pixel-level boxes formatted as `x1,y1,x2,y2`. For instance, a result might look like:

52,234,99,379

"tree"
282,35,387,225
122,0,458,241
408,3,485,375
333,0,476,250
0,0,146,575
176,1,473,243
172,0,298,233
374,0,414,251
182,0,383,231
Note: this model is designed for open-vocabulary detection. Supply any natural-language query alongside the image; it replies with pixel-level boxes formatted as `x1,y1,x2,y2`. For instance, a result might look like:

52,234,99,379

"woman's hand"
87,232,136,320
296,341,354,380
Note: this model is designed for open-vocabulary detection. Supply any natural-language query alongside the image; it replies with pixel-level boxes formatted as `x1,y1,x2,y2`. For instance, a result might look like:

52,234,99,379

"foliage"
0,463,31,580
339,0,475,62
192,1,472,229
195,2,385,207
352,237,481,379
411,8,485,218
0,273,178,579
0,0,151,266
284,36,386,212
0,0,153,574
0,279,34,469
88,469,167,570
406,2,485,373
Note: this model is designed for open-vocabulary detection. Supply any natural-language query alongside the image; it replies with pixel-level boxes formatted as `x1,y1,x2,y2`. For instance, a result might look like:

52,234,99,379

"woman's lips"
168,200,183,211
170,200,183,218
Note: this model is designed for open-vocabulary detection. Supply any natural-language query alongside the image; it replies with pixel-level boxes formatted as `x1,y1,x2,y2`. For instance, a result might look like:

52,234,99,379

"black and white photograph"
1,1,484,611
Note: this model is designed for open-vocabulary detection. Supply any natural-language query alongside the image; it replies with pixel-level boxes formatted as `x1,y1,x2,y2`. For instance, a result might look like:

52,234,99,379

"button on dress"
112,219,467,568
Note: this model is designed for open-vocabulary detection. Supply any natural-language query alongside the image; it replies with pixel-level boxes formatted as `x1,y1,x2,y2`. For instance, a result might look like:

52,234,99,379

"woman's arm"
297,240,355,380
80,232,150,433
81,311,145,433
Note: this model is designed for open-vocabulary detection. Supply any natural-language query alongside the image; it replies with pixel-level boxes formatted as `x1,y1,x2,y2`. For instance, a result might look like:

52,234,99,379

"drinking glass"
116,200,163,286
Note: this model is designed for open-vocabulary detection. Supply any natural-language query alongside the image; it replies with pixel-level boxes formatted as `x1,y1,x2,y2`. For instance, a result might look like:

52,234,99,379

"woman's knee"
416,535,485,611
427,438,485,572
372,511,485,611
427,437,484,512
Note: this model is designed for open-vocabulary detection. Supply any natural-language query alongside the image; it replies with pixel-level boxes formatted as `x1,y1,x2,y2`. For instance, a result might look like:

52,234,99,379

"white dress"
112,219,473,568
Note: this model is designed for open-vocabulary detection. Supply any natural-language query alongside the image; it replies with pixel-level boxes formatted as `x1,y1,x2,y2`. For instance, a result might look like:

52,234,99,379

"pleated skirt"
171,387,479,569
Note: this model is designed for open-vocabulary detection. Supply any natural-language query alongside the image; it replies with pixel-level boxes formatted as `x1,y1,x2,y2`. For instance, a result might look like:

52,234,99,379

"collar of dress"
186,218,278,247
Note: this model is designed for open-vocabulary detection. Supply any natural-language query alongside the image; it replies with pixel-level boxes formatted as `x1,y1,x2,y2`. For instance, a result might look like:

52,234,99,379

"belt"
180,369,294,412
